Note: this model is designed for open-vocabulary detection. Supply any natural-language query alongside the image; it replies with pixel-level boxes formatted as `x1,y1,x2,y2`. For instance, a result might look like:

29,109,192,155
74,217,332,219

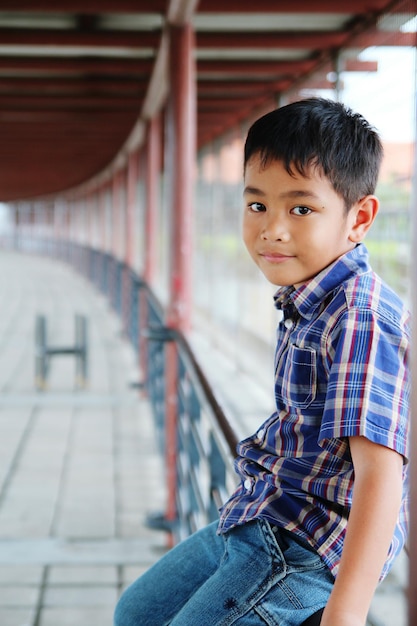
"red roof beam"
344,59,378,72
0,29,161,48
0,57,154,75
352,30,417,48
0,1,167,12
197,1,392,13
196,30,414,50
0,95,143,110
197,31,347,49
0,77,147,96
198,80,270,92
198,59,317,76
198,98,260,111
0,110,135,123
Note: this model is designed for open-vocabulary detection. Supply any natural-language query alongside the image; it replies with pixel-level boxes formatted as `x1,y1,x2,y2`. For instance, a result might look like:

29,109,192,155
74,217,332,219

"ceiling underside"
0,0,413,202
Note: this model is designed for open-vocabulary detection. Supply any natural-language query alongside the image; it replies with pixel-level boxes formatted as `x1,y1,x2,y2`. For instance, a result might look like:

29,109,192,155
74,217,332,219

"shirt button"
257,428,265,439
244,478,252,491
284,318,294,329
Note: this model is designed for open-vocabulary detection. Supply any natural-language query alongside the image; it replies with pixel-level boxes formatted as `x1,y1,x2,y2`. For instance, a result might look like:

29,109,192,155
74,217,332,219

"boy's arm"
320,435,404,626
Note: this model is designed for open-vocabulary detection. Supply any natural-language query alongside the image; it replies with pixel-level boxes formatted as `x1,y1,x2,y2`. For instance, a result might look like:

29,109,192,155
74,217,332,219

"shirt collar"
274,244,371,320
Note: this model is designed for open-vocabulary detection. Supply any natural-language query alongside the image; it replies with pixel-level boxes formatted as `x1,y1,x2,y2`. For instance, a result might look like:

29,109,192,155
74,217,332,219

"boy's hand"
320,435,403,626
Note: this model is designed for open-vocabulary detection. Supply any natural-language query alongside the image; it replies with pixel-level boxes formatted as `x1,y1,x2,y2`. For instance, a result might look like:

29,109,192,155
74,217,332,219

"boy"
114,98,409,626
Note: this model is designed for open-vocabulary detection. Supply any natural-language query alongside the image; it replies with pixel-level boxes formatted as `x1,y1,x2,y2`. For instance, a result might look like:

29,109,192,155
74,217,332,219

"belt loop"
270,524,289,552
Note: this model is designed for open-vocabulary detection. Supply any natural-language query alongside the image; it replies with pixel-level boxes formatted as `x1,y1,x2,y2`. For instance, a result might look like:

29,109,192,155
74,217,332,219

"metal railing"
22,237,239,542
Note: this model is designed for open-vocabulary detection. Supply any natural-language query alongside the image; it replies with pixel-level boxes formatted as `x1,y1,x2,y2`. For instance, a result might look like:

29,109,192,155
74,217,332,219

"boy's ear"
348,195,379,243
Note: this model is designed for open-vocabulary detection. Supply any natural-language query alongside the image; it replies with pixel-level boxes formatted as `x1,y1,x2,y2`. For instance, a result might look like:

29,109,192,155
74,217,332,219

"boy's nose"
261,218,290,242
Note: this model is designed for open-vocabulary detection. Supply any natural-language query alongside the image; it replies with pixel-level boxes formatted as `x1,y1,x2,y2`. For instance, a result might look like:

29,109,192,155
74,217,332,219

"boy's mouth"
260,252,294,263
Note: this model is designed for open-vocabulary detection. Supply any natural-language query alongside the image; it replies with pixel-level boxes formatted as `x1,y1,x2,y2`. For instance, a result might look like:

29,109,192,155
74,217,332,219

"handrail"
16,236,240,541
175,330,238,455
135,281,239,538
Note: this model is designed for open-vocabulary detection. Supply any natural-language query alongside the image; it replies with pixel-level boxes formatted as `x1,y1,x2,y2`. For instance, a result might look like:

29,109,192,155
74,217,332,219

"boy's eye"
291,205,311,216
248,202,266,212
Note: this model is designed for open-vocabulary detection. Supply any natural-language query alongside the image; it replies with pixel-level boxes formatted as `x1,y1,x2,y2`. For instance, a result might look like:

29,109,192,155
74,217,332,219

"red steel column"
98,184,107,252
111,172,120,260
62,200,70,257
139,115,162,383
13,203,20,249
66,200,72,245
144,115,161,286
164,22,196,539
166,23,196,332
123,151,139,332
111,171,122,306
126,152,138,269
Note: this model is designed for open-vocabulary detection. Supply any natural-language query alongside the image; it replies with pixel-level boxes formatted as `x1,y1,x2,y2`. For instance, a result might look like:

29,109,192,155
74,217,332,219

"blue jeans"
114,519,334,626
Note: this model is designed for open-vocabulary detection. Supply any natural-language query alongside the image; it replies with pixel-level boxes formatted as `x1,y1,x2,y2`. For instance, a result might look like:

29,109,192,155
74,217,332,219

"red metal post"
166,23,196,332
69,198,76,245
139,116,162,386
111,170,123,307
164,22,196,538
98,184,106,252
61,200,70,256
91,192,97,249
164,338,178,545
123,151,139,332
75,197,83,247
144,115,161,286
63,202,69,248
54,201,60,250
126,152,138,268
112,172,120,260
13,203,20,249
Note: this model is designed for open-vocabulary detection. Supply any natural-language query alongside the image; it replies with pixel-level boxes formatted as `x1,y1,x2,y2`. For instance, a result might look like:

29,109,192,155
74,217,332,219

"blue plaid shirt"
218,244,410,579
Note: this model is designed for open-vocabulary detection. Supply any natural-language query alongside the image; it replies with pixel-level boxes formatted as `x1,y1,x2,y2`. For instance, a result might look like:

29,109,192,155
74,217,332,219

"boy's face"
243,155,362,288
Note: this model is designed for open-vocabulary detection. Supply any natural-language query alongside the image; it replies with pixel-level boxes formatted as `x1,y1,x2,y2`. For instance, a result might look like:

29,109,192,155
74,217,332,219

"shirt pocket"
280,344,317,409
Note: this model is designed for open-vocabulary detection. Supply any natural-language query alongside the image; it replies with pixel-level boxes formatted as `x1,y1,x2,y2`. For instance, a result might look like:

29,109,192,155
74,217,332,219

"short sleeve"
319,308,409,460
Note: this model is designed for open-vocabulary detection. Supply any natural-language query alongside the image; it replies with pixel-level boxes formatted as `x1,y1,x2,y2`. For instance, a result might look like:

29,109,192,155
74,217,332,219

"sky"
342,46,416,143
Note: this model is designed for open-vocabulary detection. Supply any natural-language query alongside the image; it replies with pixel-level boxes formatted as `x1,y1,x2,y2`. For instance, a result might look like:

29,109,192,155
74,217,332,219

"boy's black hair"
244,97,383,210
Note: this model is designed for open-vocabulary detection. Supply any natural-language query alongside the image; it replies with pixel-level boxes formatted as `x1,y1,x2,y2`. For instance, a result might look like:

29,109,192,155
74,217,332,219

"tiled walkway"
0,250,167,626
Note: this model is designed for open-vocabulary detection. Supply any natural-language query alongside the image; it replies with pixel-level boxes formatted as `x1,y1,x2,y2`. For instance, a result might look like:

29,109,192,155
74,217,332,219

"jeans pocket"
252,564,333,626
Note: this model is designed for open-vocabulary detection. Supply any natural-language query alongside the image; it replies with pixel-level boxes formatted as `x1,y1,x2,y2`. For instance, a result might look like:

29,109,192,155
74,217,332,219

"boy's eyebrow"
243,185,320,200
243,185,266,196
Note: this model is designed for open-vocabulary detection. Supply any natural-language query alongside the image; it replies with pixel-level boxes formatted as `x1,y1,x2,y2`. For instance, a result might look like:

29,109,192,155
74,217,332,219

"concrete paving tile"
121,564,155,586
0,566,43,585
55,516,115,538
43,585,118,607
39,606,114,626
0,412,32,492
63,472,114,491
0,510,56,538
0,538,164,566
48,566,117,585
0,586,40,607
0,607,36,626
